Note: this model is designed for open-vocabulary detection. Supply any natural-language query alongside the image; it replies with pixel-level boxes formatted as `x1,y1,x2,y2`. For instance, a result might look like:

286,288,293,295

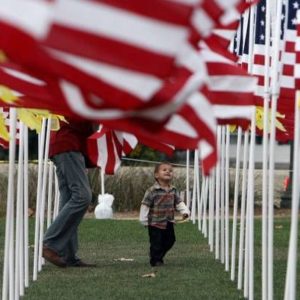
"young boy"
139,162,190,267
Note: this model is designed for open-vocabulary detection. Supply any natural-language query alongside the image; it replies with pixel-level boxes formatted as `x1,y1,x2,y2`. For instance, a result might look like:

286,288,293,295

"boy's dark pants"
148,222,175,266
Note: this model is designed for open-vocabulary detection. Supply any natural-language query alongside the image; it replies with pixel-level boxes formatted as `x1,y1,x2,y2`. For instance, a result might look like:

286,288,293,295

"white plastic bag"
94,193,114,219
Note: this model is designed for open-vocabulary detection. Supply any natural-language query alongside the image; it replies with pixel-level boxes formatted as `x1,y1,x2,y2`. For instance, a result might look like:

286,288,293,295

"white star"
293,1,299,9
292,18,297,25
260,20,265,26
261,5,266,12
260,34,265,41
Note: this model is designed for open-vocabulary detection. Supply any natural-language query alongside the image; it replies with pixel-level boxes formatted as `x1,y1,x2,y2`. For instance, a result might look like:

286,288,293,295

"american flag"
87,126,138,174
277,0,298,141
280,0,299,99
201,45,257,127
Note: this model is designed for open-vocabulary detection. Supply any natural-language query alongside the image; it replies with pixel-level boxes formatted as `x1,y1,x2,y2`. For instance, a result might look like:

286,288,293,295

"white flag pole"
268,1,283,298
262,0,272,298
202,176,209,238
246,109,257,300
38,118,51,271
215,126,222,260
225,126,230,272
195,150,201,231
100,168,105,195
186,150,190,209
231,126,242,281
237,130,250,290
15,122,24,299
191,150,197,224
220,126,226,264
33,118,47,281
208,170,215,252
283,92,300,300
23,125,29,288
2,108,17,300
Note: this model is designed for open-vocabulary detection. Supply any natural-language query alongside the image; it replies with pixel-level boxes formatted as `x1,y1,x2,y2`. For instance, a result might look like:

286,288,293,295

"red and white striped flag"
87,126,138,174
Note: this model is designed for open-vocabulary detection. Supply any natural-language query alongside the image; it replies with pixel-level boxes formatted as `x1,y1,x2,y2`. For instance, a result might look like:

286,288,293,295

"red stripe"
208,90,256,106
179,103,216,148
253,54,265,65
105,131,117,174
280,87,295,99
137,136,174,156
201,148,217,175
0,68,53,102
45,24,175,78
201,1,223,22
285,41,295,53
282,65,294,76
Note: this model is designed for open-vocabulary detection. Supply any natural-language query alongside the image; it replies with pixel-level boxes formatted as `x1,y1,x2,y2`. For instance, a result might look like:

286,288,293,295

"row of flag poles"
0,0,300,299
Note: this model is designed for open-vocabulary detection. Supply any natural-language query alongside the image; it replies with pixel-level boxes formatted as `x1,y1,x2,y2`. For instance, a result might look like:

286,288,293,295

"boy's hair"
154,162,173,176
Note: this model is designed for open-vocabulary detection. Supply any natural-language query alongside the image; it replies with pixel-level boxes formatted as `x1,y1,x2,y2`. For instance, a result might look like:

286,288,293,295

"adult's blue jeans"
43,151,92,263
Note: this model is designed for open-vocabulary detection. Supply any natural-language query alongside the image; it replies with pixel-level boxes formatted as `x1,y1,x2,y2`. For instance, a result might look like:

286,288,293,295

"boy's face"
155,164,173,183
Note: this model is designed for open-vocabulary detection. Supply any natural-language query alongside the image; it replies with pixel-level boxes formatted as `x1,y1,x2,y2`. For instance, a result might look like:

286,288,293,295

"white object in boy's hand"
94,193,114,219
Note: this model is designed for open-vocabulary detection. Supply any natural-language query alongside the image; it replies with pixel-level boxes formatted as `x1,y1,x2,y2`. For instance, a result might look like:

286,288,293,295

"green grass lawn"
0,217,299,299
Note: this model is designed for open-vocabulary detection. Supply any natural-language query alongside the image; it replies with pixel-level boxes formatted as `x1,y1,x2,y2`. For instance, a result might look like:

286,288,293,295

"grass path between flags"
0,217,298,299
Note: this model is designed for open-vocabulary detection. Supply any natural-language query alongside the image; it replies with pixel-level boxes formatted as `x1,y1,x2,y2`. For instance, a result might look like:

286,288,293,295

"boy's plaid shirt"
141,183,182,229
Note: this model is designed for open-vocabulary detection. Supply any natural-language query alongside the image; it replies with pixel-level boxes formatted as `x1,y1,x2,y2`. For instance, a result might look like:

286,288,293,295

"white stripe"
208,75,257,93
177,45,207,73
284,29,297,42
51,49,162,101
192,8,215,37
122,133,138,150
295,64,300,78
112,143,121,173
201,48,232,64
2,67,46,86
220,8,240,26
255,85,265,97
96,135,108,169
213,105,254,120
0,0,51,38
166,115,198,138
281,52,296,65
213,29,234,41
60,81,127,120
280,76,295,89
186,92,216,130
252,65,265,76
199,140,214,161
295,37,300,51
53,0,189,56
139,71,205,120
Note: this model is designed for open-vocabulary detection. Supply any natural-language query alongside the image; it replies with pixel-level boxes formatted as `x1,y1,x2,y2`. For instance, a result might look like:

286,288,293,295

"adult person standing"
43,118,97,267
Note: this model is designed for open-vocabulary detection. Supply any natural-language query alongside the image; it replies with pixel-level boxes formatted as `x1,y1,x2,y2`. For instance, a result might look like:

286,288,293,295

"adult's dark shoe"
150,261,164,267
67,260,97,268
42,245,67,268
